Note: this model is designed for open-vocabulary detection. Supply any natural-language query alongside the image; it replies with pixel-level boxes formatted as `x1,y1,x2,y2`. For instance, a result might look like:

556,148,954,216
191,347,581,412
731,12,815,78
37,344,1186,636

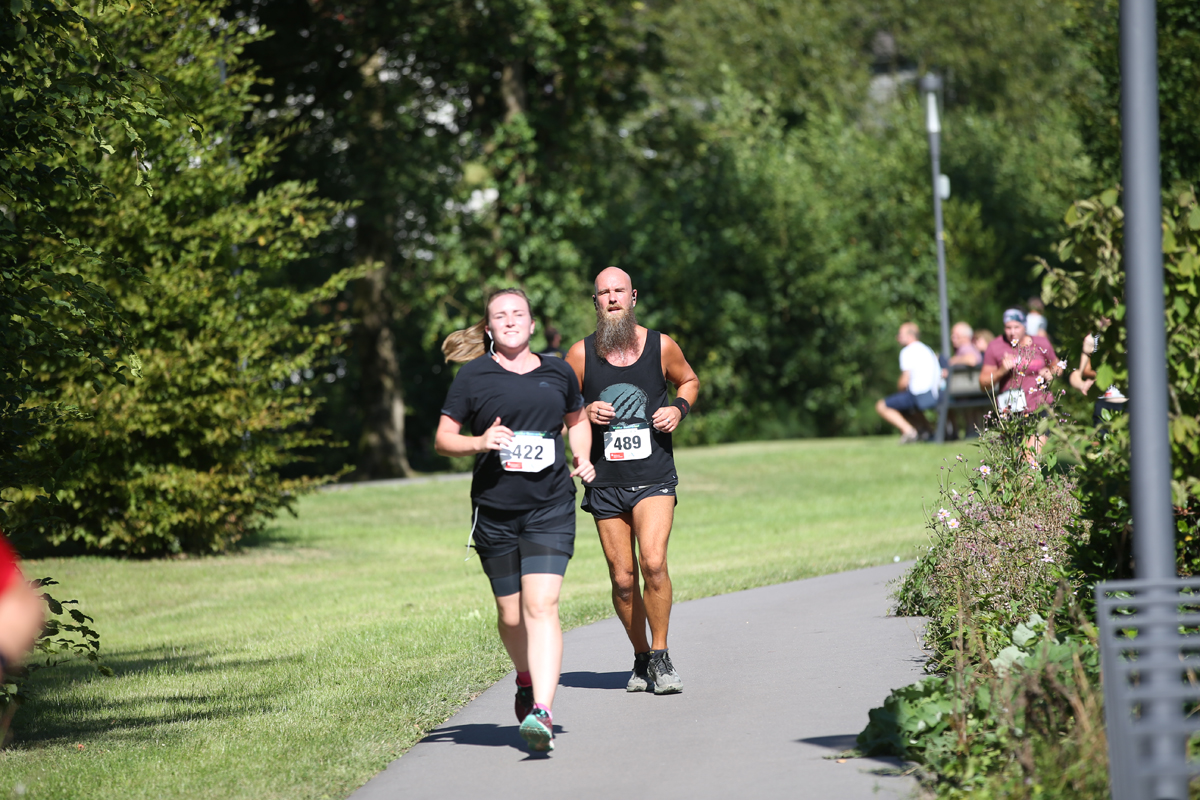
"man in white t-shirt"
875,322,941,444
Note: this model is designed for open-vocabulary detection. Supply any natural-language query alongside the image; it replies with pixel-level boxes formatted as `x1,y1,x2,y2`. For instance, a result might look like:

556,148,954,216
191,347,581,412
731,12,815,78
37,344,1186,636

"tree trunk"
353,225,412,479
501,60,527,124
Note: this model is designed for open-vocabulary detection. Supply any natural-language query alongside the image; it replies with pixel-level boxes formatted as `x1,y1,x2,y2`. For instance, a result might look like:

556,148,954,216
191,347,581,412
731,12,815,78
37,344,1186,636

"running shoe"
626,651,651,692
519,707,554,752
514,683,534,723
647,650,683,694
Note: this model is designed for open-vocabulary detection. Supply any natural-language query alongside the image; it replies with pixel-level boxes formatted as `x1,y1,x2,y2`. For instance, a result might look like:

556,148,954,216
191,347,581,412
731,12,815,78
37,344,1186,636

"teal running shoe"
519,707,554,752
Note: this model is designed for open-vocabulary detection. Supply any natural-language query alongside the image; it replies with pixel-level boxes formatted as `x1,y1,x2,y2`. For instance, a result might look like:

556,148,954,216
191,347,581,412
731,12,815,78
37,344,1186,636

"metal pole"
922,75,952,443
1122,0,1173,582
1120,1,1181,797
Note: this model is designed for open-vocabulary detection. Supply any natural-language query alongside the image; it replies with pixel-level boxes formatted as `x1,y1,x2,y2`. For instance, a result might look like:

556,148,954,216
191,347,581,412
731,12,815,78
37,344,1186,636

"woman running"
436,288,595,753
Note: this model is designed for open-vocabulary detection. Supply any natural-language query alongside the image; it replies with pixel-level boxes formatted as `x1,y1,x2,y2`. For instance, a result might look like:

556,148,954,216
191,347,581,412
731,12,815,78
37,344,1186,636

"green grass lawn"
0,436,958,799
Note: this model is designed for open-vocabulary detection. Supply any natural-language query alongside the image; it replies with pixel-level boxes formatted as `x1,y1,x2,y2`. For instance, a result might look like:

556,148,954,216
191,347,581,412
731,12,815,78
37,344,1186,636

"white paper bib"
604,422,651,461
500,431,555,473
997,388,1028,413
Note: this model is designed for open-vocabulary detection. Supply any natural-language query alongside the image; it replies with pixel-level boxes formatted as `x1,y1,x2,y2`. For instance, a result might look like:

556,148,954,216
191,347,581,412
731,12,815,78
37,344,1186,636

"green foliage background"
3,0,1199,554
4,1,358,555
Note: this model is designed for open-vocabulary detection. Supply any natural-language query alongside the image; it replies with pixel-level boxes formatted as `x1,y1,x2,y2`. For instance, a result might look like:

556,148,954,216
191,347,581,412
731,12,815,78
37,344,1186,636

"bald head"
594,266,632,295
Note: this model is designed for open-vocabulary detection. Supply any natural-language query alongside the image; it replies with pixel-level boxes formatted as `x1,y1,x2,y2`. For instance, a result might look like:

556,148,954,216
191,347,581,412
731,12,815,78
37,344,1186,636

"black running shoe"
647,650,683,694
514,683,534,723
626,651,651,692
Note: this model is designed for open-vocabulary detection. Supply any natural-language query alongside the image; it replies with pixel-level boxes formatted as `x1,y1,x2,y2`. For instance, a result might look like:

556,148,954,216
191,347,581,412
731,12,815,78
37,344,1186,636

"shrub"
858,606,1107,799
2,578,110,733
6,0,359,555
1037,186,1200,587
893,392,1087,665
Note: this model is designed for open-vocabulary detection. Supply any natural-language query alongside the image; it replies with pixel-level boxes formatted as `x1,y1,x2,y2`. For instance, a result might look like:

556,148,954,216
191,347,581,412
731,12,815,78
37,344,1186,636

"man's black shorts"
581,478,678,520
472,498,576,596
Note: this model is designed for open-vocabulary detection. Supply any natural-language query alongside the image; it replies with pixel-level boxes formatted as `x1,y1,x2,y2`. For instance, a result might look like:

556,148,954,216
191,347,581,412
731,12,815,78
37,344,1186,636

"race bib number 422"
604,423,651,461
500,431,554,473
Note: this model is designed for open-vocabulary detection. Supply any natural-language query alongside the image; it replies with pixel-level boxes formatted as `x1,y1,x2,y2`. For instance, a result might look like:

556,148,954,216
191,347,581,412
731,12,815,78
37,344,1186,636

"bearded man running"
565,267,699,694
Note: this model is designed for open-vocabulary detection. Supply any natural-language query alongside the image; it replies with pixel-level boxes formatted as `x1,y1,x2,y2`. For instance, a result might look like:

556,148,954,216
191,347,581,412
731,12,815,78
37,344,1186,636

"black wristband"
671,397,690,419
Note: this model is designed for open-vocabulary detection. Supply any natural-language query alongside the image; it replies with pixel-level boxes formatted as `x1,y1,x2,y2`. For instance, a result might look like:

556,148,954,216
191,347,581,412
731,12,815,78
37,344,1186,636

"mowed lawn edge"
1,437,957,800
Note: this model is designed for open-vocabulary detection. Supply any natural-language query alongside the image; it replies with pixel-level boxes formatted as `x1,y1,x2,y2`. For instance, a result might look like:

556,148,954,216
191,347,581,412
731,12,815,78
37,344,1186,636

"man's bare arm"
651,334,699,433
565,340,587,389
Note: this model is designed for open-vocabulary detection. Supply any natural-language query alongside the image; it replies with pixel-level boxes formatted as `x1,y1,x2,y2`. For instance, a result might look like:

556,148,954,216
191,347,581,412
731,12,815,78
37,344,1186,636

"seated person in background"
949,321,983,367
979,308,1061,413
972,328,995,354
1025,297,1048,338
875,322,941,444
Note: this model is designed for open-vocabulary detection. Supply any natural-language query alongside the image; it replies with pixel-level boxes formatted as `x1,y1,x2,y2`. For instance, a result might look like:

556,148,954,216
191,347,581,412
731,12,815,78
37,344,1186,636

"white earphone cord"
464,505,480,561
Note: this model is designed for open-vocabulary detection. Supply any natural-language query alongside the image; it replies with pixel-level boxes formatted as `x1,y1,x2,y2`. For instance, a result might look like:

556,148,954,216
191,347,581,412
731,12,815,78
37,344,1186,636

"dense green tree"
1067,0,1200,185
231,0,1102,456
232,0,652,476
1,0,170,536
580,0,1093,438
12,0,357,555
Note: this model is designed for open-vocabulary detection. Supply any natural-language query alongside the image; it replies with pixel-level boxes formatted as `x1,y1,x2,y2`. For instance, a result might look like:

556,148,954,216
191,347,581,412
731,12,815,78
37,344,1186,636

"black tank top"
582,330,676,487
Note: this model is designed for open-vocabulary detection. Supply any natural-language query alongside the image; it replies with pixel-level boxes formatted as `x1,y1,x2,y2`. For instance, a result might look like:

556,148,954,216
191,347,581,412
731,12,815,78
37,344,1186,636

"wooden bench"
935,365,992,442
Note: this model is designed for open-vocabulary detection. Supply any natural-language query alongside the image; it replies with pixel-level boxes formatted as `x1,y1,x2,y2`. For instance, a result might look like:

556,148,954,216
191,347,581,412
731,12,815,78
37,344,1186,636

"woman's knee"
522,593,559,620
494,596,522,628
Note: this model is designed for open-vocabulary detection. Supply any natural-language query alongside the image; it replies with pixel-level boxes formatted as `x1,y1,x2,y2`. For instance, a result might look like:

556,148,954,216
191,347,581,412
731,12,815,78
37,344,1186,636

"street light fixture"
920,73,952,443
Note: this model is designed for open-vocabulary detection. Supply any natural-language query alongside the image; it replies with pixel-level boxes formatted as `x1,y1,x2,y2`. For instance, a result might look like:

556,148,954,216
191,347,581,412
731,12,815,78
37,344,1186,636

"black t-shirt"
440,354,584,511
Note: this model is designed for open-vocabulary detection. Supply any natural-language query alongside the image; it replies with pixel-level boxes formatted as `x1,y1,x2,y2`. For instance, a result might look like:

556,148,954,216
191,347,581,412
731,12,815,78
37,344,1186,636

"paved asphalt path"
352,561,927,800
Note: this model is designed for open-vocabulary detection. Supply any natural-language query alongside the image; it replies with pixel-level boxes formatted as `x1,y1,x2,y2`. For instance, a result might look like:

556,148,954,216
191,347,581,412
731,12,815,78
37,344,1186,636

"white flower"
937,508,951,521
1057,360,1068,370
1011,339,1019,347
978,465,992,477
1041,554,1055,563
1029,386,1038,395
1030,461,1040,471
947,518,961,529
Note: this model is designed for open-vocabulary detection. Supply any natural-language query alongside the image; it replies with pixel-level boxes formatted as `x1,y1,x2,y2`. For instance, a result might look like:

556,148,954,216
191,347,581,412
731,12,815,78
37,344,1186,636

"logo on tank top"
600,383,648,422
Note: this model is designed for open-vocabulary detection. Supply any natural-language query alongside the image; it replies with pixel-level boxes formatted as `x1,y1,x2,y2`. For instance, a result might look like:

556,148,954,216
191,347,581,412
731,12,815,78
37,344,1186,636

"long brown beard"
595,305,639,359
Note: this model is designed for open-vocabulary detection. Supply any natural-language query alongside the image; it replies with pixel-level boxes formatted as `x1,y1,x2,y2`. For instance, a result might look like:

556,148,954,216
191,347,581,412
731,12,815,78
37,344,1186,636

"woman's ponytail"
441,287,531,363
442,320,490,363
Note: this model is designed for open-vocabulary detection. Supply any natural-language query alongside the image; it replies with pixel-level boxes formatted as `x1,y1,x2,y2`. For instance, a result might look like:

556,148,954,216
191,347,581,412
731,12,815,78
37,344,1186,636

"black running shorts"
472,499,576,597
580,479,678,520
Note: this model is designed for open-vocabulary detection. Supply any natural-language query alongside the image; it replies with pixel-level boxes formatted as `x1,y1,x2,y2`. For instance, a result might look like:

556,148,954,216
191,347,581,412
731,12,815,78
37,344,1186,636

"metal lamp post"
921,73,952,443
1093,3,1197,798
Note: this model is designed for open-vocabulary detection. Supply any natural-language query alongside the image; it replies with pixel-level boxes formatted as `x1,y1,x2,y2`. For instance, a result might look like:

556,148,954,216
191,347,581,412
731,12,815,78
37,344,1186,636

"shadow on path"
558,670,627,690
420,722,565,754
797,734,912,771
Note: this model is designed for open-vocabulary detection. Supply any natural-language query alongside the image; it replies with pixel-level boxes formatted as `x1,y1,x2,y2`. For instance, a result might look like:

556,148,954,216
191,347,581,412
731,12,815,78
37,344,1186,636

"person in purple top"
979,308,1062,414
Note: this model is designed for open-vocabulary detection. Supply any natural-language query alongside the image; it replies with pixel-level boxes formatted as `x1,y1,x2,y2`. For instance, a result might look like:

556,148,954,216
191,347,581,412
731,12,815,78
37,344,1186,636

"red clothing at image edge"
982,335,1058,410
0,533,22,596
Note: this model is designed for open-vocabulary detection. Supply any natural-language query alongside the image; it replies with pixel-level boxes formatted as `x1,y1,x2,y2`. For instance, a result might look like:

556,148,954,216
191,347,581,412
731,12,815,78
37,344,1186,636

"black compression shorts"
472,499,576,597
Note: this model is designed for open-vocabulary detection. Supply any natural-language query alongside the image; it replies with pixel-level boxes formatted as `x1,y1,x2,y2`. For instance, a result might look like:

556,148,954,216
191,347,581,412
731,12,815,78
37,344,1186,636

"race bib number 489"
604,422,651,461
500,431,555,472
